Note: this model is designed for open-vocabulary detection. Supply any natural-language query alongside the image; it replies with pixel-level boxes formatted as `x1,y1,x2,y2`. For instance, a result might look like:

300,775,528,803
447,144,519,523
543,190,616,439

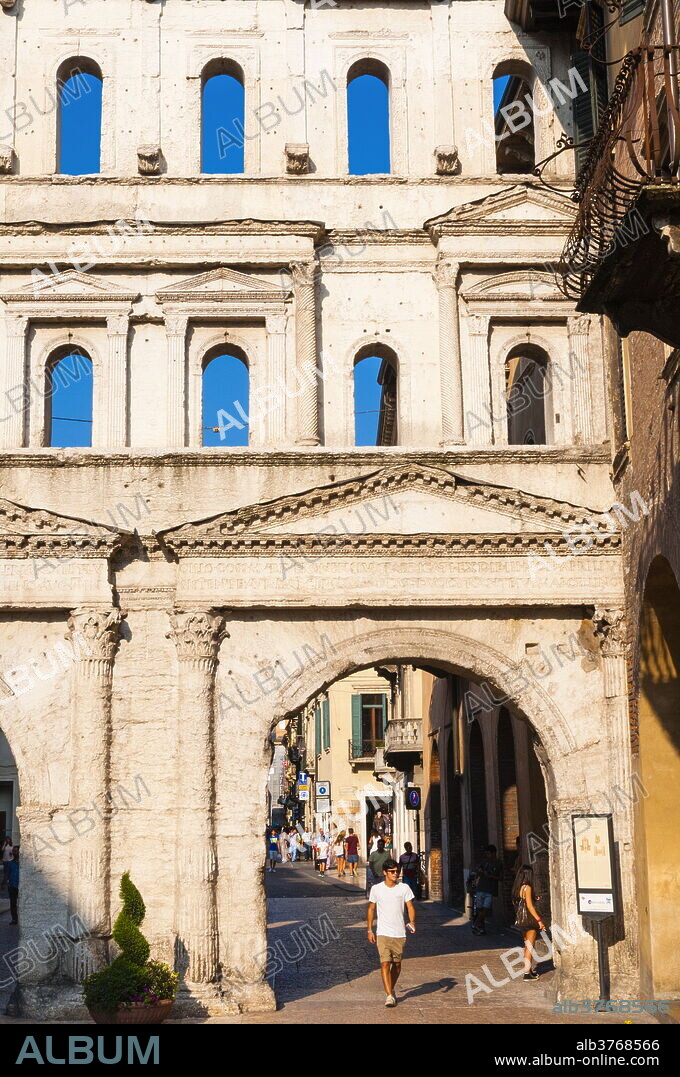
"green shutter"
620,0,645,26
351,694,363,758
379,693,388,738
322,699,330,751
315,706,321,756
571,50,595,171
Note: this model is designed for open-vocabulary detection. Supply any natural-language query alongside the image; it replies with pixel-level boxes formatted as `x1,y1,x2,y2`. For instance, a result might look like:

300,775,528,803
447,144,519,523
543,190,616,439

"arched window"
505,344,550,445
201,59,245,174
347,60,390,175
202,347,249,447
493,65,535,174
45,347,93,447
57,59,103,175
353,344,398,446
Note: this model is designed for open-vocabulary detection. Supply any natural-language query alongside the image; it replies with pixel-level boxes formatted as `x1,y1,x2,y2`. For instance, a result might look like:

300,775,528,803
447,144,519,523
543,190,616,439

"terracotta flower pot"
88,999,174,1025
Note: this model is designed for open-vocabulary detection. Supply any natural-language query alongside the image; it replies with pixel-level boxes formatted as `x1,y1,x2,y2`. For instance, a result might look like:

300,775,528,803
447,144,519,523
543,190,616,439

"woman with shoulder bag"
512,864,545,981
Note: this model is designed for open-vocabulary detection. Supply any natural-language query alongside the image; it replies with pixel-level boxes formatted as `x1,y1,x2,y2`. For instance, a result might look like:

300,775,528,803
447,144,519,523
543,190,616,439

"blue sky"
50,72,420,448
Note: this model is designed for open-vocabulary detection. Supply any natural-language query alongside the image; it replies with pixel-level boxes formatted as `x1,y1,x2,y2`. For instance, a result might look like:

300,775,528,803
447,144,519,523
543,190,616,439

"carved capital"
267,314,288,336
290,261,317,291
433,260,460,289
466,314,490,337
285,143,310,175
137,145,163,176
568,314,592,337
165,313,189,337
106,314,129,337
167,610,228,664
0,144,15,173
434,145,459,176
5,315,28,339
67,608,124,665
592,607,627,657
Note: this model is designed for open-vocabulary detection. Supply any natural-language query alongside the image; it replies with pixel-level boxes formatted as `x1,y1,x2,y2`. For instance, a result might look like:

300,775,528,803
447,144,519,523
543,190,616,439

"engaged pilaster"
65,607,123,981
291,261,320,446
0,315,27,448
165,314,188,448
266,314,288,446
434,260,464,444
100,315,129,448
465,314,492,444
167,609,227,984
567,315,595,445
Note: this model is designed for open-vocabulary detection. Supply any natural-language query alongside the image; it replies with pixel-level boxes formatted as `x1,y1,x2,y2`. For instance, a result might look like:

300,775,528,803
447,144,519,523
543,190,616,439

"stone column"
165,314,188,448
465,314,492,444
567,315,595,445
0,315,27,449
434,260,464,445
265,314,288,447
65,607,123,981
291,261,320,446
592,607,631,796
167,610,227,985
98,315,129,449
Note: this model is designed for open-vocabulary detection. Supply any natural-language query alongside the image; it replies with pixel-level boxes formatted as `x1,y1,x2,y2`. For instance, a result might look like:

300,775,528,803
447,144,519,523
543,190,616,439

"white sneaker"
385,995,396,1008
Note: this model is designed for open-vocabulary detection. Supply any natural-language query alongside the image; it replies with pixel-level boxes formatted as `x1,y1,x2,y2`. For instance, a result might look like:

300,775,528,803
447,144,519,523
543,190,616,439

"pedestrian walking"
512,864,546,981
373,811,388,840
367,858,416,1008
368,830,380,855
266,828,279,872
398,842,421,899
7,845,19,925
278,829,289,864
289,828,299,862
2,837,13,890
367,838,390,897
302,828,312,860
344,828,360,878
334,831,347,876
471,844,502,935
316,832,330,877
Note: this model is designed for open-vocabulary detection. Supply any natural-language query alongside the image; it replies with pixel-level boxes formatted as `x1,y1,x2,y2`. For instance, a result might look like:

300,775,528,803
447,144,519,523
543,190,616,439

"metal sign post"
572,814,616,1001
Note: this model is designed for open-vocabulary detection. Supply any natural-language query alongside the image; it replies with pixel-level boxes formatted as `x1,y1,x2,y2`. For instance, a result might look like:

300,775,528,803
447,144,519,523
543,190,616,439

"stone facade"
0,0,643,1016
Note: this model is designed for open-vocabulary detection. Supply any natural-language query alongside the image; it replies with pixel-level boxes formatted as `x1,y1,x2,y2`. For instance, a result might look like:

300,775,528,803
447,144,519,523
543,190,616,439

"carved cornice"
424,184,576,240
163,531,621,558
0,219,325,240
0,498,131,559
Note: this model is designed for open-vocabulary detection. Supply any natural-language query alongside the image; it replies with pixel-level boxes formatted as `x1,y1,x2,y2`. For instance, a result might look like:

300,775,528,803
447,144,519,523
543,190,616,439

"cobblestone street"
204,863,661,1025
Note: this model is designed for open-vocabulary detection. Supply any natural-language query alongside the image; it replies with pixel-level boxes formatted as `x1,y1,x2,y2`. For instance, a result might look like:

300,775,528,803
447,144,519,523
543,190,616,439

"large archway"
636,555,680,997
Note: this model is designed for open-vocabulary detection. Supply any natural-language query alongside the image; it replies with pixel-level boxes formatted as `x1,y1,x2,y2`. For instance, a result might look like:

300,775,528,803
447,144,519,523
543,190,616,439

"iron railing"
560,45,680,300
348,737,383,763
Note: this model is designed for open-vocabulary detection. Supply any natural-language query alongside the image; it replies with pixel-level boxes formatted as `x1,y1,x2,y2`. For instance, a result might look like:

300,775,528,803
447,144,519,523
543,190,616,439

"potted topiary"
83,872,179,1024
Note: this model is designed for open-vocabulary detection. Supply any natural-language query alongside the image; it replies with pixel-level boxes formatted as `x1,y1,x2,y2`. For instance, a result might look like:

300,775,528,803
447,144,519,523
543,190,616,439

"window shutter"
351,694,363,757
315,706,321,756
322,699,330,751
620,0,645,26
379,693,388,738
571,50,595,171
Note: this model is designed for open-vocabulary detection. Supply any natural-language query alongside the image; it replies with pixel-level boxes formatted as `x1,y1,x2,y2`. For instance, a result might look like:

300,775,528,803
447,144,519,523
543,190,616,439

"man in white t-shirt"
316,834,329,876
366,858,416,1007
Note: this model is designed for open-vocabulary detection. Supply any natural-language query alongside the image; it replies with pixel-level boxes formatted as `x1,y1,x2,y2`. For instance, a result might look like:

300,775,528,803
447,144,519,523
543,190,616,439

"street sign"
298,789,309,801
316,796,331,813
405,787,422,811
315,781,331,798
572,814,616,916
298,772,308,784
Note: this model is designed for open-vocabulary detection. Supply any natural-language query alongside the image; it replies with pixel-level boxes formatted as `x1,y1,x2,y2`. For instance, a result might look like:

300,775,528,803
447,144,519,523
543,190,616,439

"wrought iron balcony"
560,44,680,345
384,718,423,754
348,737,383,764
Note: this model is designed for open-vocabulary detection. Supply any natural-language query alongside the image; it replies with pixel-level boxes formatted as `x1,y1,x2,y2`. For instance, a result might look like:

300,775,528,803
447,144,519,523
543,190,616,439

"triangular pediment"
156,267,291,302
158,466,616,551
0,498,131,556
1,270,138,301
426,185,576,238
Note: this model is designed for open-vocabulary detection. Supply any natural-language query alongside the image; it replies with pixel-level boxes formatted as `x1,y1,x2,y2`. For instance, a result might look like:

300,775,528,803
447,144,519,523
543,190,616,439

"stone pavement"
194,862,660,1025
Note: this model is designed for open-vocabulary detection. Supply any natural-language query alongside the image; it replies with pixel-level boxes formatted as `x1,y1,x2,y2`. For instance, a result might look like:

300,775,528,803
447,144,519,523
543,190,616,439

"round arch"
269,626,576,775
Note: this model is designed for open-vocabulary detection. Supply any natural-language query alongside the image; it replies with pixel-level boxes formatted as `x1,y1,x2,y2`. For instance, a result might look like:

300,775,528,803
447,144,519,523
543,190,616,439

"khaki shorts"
377,936,406,964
